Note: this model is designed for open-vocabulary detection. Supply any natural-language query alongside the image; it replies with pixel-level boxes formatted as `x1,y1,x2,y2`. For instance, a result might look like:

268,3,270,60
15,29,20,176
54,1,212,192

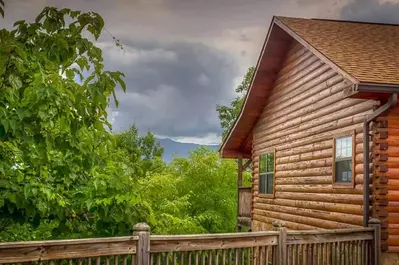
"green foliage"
0,7,128,240
216,67,255,140
141,148,237,234
0,7,240,241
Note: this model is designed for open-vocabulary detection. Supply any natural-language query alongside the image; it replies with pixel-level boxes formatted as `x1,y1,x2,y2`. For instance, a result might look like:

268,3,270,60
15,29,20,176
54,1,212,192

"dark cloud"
103,40,238,138
2,0,346,143
341,0,399,23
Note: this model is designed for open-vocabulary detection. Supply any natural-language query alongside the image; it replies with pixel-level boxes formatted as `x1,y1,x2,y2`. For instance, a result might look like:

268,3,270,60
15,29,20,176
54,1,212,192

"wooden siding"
375,104,399,252
251,41,379,232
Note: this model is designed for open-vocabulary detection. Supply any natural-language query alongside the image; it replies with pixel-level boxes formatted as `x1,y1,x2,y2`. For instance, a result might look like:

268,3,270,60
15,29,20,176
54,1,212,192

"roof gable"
220,16,399,158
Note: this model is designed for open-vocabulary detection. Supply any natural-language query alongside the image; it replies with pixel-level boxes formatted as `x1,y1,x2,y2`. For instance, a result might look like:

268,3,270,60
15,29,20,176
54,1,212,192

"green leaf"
8,74,22,89
13,20,25,27
84,75,95,86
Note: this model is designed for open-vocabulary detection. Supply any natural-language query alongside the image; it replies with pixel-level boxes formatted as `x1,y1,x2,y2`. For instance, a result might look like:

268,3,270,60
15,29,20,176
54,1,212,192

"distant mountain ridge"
157,138,219,162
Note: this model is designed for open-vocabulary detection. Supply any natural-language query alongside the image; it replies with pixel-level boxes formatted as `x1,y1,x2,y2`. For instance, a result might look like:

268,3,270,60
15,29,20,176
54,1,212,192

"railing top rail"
150,231,279,241
287,227,374,236
0,236,138,249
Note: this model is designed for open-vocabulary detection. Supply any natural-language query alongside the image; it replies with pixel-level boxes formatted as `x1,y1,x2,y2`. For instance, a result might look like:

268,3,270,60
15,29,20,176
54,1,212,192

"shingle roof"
277,17,399,85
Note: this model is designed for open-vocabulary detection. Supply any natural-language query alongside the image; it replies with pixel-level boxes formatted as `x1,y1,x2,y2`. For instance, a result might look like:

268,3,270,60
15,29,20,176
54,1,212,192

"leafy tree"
169,148,238,233
0,6,242,241
115,125,164,179
216,67,254,139
0,7,127,239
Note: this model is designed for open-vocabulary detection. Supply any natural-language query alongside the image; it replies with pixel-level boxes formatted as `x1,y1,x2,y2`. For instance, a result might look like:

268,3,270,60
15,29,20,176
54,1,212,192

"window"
259,152,274,194
334,136,353,183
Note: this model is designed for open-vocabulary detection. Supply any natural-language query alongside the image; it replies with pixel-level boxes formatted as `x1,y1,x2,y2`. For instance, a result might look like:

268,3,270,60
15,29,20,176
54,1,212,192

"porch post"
369,218,381,265
133,223,150,265
273,221,287,265
237,156,243,232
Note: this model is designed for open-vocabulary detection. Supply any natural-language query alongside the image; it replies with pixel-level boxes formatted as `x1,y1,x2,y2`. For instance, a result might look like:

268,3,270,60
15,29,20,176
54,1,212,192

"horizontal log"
355,174,372,185
375,147,399,157
355,163,373,174
387,246,399,252
272,48,315,87
253,202,363,225
266,60,329,107
377,128,399,136
0,237,138,263
255,105,370,150
252,214,318,230
260,92,368,138
276,150,332,165
276,140,332,158
256,197,365,215
257,88,363,137
276,157,332,171
275,184,363,194
376,157,399,168
377,168,399,179
275,192,364,205
275,176,332,185
276,167,332,178
355,142,372,153
388,213,399,223
256,100,375,143
253,209,355,229
276,45,309,77
256,74,346,133
388,191,399,201
387,235,399,246
255,122,364,155
258,71,344,128
376,138,399,146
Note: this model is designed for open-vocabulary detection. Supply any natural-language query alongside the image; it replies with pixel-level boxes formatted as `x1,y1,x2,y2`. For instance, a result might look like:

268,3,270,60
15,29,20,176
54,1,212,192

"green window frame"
259,152,274,194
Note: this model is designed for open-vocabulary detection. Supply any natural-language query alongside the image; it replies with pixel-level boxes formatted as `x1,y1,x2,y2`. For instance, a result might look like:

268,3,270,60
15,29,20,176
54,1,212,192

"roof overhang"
344,82,399,100
219,17,293,158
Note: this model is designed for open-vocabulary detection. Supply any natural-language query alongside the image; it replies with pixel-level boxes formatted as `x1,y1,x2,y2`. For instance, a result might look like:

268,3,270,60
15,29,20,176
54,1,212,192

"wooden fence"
0,220,381,265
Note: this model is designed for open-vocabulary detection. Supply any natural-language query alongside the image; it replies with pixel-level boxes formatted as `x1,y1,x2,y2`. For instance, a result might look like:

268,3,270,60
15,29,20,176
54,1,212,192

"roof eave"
219,16,281,159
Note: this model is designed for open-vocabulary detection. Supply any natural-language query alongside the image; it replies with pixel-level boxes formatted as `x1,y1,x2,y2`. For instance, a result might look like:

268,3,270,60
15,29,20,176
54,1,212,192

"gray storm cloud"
3,0,396,143
103,40,238,138
341,0,399,23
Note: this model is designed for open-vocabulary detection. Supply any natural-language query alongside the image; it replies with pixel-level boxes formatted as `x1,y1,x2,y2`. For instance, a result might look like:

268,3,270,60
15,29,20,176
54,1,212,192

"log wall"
374,104,399,252
251,41,379,232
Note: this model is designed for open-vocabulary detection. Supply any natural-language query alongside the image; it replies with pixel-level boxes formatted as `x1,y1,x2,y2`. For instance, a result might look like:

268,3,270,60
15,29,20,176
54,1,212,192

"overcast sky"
2,0,399,144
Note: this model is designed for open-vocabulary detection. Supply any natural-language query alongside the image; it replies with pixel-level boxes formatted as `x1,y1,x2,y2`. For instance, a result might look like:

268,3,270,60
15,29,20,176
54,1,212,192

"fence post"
133,223,150,265
369,218,381,265
273,221,287,265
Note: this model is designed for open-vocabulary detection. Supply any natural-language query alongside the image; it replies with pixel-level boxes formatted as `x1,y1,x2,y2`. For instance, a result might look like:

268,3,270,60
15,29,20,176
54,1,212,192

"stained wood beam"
242,159,252,171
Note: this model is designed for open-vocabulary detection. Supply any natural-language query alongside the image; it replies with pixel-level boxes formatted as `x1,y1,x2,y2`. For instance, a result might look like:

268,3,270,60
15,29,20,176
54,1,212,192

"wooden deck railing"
0,220,381,265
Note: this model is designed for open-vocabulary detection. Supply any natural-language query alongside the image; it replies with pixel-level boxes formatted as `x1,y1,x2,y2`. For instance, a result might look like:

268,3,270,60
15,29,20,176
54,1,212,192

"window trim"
332,131,356,189
258,149,276,198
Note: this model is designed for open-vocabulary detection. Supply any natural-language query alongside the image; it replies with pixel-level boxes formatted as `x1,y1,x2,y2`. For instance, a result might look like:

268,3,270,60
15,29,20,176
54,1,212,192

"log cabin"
219,16,399,259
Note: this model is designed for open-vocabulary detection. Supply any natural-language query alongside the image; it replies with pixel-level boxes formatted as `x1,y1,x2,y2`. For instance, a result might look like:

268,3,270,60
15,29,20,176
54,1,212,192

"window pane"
259,174,266,193
266,153,274,172
260,155,266,173
335,160,352,182
267,174,274,194
335,136,352,159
